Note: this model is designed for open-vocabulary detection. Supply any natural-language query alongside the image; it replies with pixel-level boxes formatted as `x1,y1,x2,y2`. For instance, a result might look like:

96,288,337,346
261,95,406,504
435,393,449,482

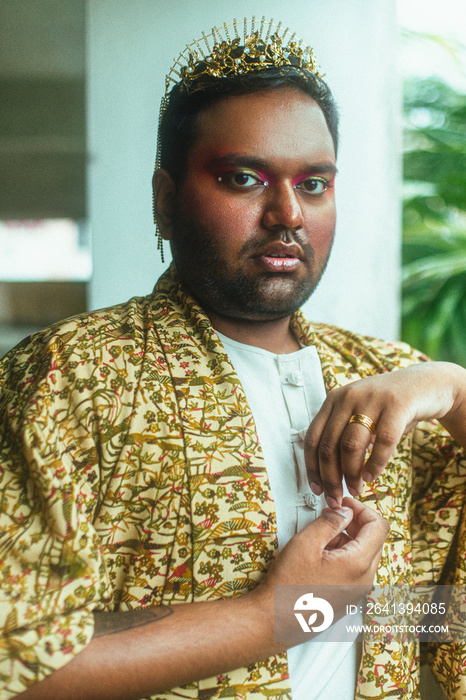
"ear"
152,169,175,240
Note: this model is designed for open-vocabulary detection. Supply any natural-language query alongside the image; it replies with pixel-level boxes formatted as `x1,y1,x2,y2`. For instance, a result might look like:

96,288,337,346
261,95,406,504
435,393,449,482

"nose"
262,183,304,231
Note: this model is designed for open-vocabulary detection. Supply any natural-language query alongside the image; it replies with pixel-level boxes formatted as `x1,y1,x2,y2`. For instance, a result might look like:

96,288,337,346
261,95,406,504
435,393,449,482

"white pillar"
87,0,400,339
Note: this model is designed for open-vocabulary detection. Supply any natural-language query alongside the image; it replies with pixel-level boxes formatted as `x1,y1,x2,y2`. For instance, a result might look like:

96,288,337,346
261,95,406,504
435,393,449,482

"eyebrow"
208,153,338,176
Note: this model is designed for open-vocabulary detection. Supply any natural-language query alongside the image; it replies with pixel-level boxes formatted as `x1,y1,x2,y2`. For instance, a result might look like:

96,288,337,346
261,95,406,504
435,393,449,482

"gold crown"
165,16,321,94
154,17,322,261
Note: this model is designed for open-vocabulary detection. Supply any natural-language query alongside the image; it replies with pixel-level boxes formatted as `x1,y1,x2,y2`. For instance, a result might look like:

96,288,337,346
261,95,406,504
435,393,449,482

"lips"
254,241,302,273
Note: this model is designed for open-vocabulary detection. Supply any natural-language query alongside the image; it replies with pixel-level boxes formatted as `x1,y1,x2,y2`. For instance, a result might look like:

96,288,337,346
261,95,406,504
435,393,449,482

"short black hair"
158,66,339,184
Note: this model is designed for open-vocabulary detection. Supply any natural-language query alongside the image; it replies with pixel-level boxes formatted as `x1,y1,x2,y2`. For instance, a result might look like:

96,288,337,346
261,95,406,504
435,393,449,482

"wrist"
436,362,466,449
245,580,290,656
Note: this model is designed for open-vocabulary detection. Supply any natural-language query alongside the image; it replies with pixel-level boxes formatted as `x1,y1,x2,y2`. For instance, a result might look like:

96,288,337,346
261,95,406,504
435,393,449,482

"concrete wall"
87,0,401,340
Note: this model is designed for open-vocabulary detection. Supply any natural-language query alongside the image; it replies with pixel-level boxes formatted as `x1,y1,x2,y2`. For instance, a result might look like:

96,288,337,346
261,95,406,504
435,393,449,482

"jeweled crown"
164,16,321,95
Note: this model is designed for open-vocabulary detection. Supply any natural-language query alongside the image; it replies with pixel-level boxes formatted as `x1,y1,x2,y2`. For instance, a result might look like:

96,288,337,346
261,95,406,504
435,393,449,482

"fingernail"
334,506,351,517
347,486,358,497
362,471,373,483
310,482,323,495
326,496,339,509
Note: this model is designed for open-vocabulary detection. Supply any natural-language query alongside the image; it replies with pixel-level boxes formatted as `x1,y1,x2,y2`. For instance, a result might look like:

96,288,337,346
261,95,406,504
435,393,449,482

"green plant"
402,74,466,366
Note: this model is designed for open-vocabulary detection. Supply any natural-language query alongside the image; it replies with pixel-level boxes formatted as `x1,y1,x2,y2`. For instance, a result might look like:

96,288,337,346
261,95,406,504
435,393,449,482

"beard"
170,210,333,322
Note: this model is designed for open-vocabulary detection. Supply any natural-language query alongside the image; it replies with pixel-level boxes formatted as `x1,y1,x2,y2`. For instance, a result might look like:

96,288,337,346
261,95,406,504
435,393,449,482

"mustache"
279,230,294,244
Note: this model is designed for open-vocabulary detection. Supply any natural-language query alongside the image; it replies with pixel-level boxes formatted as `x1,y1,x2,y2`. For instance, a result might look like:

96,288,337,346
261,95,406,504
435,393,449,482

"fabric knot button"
296,492,318,508
286,370,303,386
303,492,317,508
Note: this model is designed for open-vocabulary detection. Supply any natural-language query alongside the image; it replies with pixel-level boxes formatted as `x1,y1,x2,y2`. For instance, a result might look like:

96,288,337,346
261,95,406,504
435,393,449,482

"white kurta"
218,333,362,700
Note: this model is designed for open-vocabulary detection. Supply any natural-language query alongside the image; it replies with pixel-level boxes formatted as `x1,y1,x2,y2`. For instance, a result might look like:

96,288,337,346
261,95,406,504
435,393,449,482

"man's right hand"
269,497,389,585
18,500,388,700
253,498,389,636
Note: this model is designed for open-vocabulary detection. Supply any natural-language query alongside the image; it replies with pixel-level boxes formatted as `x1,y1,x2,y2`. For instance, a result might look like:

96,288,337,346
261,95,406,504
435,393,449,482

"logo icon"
294,592,334,633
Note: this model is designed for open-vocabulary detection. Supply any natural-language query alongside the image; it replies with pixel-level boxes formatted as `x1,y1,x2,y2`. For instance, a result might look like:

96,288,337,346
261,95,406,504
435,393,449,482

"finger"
310,411,354,508
361,410,406,483
301,506,354,551
342,496,381,527
304,398,334,496
325,531,352,550
340,421,374,496
342,498,390,554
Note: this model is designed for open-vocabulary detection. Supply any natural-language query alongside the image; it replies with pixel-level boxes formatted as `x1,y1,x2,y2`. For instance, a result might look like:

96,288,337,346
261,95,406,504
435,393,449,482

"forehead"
189,87,336,167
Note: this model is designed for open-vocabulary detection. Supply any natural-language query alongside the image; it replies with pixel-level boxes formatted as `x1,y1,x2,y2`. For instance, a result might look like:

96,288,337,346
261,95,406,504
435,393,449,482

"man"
1,18,466,700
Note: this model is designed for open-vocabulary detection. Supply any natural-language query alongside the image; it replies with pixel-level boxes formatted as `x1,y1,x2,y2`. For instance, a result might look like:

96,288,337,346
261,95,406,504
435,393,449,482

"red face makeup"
167,87,337,323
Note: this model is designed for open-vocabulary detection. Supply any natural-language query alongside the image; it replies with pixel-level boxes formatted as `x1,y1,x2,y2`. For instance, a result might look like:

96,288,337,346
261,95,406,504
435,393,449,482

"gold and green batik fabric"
0,264,465,699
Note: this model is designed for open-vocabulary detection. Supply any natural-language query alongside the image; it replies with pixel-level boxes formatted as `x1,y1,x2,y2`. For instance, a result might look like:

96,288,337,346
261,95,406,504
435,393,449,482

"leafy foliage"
402,75,466,366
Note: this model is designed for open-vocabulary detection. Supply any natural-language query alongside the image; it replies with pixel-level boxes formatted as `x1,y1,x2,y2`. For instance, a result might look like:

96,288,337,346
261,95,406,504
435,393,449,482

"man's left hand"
304,361,466,507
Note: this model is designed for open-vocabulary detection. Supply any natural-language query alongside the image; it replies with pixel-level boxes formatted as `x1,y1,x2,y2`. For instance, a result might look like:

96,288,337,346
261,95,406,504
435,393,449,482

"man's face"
169,87,337,322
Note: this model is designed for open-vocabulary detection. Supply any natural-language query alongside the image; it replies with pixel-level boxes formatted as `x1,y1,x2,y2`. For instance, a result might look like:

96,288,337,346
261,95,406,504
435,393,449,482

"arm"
17,499,388,700
305,361,466,507
437,363,466,447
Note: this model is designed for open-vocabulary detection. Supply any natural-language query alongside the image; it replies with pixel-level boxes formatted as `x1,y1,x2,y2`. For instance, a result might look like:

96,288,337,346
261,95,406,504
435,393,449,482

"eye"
295,177,330,195
218,170,267,189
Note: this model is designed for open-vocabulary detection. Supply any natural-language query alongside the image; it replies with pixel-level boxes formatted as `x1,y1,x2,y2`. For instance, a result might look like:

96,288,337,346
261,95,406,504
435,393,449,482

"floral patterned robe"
1,264,465,699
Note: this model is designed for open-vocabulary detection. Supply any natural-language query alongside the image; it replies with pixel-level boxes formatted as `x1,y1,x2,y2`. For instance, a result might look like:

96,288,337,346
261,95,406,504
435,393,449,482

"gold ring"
349,413,376,434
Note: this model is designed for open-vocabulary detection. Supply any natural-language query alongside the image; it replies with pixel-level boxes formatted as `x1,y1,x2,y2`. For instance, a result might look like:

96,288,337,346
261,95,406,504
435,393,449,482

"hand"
265,498,389,585
254,498,389,632
304,361,466,507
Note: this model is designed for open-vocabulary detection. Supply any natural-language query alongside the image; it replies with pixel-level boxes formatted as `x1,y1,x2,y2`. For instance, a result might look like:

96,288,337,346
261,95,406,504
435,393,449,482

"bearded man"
1,18,466,700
